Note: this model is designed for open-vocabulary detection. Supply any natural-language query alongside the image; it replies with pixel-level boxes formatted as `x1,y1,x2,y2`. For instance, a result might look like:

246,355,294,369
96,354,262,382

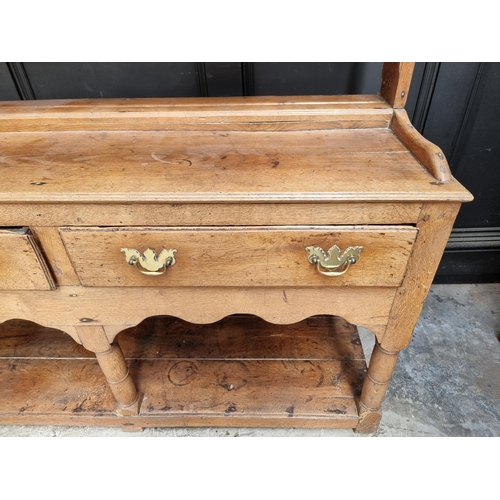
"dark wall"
23,63,201,99
408,63,500,283
2,62,385,100
0,63,20,100
1,62,498,283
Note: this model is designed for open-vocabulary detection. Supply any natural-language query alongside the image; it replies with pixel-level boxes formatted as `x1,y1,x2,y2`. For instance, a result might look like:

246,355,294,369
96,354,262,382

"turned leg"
75,325,142,416
356,343,399,433
354,204,462,433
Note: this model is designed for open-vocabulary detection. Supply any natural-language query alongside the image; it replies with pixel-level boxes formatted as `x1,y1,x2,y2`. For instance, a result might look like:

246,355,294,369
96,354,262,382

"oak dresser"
0,63,473,432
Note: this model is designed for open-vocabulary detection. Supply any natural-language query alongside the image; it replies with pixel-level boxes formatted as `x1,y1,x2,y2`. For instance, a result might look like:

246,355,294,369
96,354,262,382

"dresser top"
0,97,472,204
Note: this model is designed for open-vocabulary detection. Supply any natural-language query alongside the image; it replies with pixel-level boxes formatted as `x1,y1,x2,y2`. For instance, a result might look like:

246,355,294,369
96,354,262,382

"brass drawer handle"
306,245,363,276
121,248,177,275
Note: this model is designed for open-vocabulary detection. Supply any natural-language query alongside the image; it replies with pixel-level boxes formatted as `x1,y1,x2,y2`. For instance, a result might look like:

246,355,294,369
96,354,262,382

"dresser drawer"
0,228,55,290
60,226,417,288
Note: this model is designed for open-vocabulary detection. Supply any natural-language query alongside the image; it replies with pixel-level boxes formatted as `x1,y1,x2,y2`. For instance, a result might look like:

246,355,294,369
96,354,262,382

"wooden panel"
0,127,407,155
381,203,461,351
0,228,55,290
138,358,362,418
0,127,472,203
0,202,423,227
391,109,453,182
0,358,363,426
0,286,396,339
30,227,80,286
0,95,392,132
118,315,366,360
60,226,417,288
0,315,364,360
0,315,365,428
0,359,114,416
0,319,88,358
380,63,415,108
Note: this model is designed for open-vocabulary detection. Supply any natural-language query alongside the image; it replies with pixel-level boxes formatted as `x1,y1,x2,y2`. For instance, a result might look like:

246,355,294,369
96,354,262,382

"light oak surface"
0,286,395,342
0,128,471,203
0,95,393,132
380,63,415,108
391,109,453,183
381,203,462,351
31,227,80,286
0,316,365,429
0,202,424,227
0,228,55,290
0,70,474,432
59,225,417,288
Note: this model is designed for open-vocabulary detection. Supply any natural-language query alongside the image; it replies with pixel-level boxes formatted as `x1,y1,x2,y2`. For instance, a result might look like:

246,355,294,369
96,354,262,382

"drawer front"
0,228,55,290
60,226,417,288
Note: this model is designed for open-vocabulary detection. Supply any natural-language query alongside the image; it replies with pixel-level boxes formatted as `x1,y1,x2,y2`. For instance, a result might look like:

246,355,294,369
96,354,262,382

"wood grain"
0,127,407,156
0,128,472,203
0,315,366,428
75,324,141,415
0,93,474,432
0,228,55,290
59,225,417,288
116,315,365,361
0,202,424,227
381,203,462,351
392,109,454,183
0,359,362,428
30,227,80,286
0,315,364,360
357,343,399,432
0,286,396,340
359,344,399,411
0,319,89,357
0,95,392,132
380,63,415,108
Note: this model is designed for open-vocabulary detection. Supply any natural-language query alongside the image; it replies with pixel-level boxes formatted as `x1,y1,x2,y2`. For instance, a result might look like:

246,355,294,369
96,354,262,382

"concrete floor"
1,283,499,437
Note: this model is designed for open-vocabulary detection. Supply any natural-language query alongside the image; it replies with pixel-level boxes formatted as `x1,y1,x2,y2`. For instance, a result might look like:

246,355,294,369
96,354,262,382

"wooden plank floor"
0,315,367,429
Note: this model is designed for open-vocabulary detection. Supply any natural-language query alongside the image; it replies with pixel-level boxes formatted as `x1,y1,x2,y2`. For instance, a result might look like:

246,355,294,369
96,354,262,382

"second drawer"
60,226,417,288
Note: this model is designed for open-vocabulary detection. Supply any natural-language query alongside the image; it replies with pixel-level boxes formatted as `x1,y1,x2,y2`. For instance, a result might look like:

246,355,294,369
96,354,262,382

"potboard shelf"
0,315,367,430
